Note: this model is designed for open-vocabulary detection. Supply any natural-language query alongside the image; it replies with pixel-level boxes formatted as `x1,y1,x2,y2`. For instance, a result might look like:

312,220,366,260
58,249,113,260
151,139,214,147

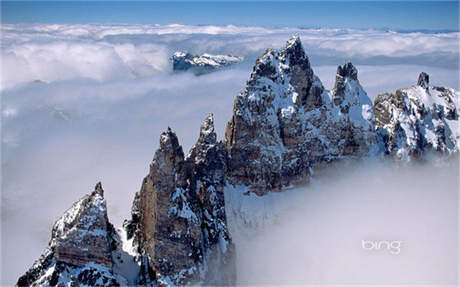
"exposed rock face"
374,73,459,159
18,116,235,287
224,35,376,194
329,62,377,156
17,183,121,287
417,72,430,89
186,115,235,285
171,52,242,75
125,114,235,286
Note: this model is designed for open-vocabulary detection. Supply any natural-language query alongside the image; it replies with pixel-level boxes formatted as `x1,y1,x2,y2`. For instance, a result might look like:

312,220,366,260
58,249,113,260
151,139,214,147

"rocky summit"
18,35,458,286
374,72,459,159
224,35,377,194
123,114,235,286
17,183,121,287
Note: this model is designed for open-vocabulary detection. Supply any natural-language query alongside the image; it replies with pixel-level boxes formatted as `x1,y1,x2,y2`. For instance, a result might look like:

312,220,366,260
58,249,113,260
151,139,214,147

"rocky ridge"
124,114,235,286
171,52,242,75
224,35,378,194
18,35,458,286
374,72,459,159
17,183,122,287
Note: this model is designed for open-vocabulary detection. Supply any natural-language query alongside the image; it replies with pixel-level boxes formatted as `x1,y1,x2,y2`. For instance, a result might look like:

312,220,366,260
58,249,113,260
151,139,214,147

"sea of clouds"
1,24,459,285
227,159,458,285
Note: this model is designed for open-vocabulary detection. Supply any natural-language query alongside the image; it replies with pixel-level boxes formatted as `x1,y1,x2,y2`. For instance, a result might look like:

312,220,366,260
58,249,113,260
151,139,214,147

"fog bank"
227,159,459,285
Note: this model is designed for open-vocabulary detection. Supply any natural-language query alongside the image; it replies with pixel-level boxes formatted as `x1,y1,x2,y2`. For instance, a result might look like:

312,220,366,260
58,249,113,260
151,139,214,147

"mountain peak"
374,74,458,159
160,127,181,152
17,185,119,286
417,72,429,88
285,34,301,49
171,51,242,75
281,34,309,68
336,61,358,81
93,181,104,197
332,61,362,106
198,113,216,145
226,38,376,193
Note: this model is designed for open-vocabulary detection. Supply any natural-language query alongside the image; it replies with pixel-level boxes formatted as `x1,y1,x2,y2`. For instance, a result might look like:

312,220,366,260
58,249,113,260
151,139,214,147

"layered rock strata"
124,114,235,286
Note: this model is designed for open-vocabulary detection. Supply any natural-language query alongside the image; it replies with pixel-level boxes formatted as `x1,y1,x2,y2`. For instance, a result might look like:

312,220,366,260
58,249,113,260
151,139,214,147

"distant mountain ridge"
171,52,242,75
18,35,458,286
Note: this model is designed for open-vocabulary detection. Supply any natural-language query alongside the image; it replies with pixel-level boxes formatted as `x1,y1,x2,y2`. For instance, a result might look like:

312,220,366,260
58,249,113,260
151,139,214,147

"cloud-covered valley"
2,24,459,89
1,24,459,285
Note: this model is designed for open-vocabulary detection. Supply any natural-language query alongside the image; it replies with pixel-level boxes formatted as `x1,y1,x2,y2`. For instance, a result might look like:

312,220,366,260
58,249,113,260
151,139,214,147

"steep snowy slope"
17,183,124,286
374,72,459,159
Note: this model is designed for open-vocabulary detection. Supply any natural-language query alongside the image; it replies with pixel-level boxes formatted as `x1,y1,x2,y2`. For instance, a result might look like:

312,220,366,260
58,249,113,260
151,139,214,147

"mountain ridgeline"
171,52,242,75
18,36,458,286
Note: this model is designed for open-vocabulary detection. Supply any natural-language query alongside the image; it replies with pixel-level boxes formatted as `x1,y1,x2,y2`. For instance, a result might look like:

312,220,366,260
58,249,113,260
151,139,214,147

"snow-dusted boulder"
374,72,459,160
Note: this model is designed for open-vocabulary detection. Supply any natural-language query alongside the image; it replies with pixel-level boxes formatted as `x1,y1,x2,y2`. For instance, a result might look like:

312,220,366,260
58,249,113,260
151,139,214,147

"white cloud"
314,29,459,57
229,159,458,284
1,41,170,90
2,24,458,90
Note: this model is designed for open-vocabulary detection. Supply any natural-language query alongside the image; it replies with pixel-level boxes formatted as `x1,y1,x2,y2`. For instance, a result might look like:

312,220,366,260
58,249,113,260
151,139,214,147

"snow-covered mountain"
123,115,235,286
17,184,122,286
224,35,378,194
18,35,458,287
374,72,459,159
171,52,242,75
19,116,235,287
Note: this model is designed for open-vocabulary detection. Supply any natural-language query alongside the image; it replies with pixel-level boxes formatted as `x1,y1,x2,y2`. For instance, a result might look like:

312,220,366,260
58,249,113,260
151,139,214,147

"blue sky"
2,1,459,30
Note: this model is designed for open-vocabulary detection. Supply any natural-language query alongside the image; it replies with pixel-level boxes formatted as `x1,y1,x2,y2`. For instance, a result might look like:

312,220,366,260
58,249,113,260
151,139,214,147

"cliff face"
374,72,459,159
17,183,121,287
124,114,235,286
224,35,377,194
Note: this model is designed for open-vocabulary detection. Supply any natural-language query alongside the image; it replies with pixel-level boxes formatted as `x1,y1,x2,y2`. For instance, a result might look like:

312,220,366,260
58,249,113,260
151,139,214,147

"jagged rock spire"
281,34,310,67
160,127,182,153
333,61,359,105
417,72,429,88
225,35,325,193
198,113,216,145
94,181,104,196
374,73,458,159
286,34,301,48
336,61,358,80
125,121,235,285
17,184,119,286
225,37,377,194
156,127,185,174
52,183,113,268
